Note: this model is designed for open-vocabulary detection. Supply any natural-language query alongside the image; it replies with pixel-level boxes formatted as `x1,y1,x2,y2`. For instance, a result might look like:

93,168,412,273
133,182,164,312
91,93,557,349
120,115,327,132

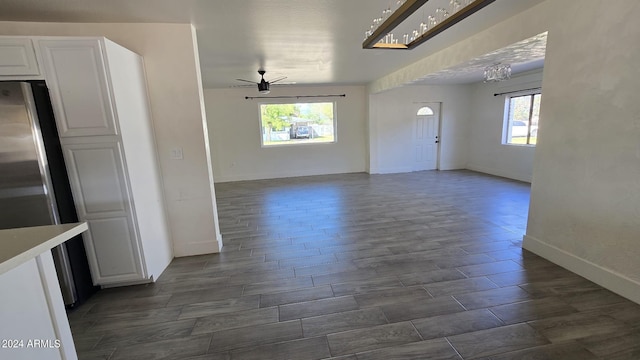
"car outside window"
259,102,336,147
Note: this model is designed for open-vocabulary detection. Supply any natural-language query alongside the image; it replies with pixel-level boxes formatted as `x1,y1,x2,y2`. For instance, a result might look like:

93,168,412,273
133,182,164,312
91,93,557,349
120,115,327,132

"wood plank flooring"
68,170,640,359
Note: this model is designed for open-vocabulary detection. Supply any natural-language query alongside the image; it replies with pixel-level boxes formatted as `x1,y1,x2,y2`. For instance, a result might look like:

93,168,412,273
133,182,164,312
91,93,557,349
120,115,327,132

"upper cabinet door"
0,38,40,76
39,39,118,137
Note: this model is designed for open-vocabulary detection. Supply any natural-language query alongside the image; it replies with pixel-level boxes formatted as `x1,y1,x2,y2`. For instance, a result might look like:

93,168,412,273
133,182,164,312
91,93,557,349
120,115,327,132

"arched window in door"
417,106,434,116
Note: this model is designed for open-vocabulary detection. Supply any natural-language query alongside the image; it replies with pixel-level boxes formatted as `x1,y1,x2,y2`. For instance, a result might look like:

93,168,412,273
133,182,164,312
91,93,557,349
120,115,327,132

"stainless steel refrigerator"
0,81,96,307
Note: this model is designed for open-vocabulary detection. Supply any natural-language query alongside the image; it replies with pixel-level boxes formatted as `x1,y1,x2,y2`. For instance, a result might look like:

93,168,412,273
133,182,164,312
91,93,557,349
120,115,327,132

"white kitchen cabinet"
61,140,146,284
0,38,40,76
38,39,117,137
37,37,173,287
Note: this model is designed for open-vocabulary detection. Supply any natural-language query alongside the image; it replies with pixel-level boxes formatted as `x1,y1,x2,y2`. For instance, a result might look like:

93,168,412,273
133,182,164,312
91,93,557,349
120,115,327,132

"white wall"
205,86,367,182
0,22,222,257
369,85,471,173
467,70,543,182
524,0,640,303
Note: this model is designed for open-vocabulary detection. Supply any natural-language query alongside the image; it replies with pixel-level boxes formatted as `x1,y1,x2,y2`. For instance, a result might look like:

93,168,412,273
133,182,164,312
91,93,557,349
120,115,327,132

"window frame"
258,100,338,148
502,90,541,146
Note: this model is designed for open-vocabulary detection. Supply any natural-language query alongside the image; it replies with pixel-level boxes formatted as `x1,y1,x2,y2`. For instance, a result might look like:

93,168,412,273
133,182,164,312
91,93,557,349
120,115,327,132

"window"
503,92,541,145
417,106,434,116
259,102,336,147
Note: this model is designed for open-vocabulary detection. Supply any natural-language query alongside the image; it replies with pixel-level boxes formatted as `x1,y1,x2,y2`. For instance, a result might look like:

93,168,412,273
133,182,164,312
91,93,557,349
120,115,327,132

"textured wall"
467,70,542,183
524,0,640,302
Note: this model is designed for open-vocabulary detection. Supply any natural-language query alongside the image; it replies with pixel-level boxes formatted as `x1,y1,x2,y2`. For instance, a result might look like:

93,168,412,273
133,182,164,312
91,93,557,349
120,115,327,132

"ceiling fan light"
258,82,270,94
237,70,286,94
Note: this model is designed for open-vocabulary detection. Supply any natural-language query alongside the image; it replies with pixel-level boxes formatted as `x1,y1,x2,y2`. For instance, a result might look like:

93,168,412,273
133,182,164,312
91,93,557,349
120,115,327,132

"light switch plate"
170,147,183,160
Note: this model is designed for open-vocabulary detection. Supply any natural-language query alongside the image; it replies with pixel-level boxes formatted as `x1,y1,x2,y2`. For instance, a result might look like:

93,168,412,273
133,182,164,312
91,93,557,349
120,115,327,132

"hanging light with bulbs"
363,0,495,50
483,63,512,82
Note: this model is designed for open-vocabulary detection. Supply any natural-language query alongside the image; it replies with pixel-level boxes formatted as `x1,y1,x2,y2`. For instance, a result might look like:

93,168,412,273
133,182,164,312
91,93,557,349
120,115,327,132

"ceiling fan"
235,70,289,94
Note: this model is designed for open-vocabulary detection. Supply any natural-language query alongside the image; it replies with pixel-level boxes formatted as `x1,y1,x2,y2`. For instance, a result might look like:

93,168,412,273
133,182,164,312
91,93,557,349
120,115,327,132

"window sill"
501,143,536,148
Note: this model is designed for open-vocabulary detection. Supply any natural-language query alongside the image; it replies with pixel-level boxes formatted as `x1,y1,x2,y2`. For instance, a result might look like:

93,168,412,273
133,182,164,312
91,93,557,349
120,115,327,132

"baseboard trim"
523,234,640,304
467,164,532,183
101,278,153,288
369,166,429,174
214,168,365,183
174,239,221,257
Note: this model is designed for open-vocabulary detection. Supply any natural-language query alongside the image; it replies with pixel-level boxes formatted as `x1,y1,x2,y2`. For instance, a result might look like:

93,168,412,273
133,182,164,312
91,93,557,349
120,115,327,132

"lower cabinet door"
62,140,147,285
83,216,146,285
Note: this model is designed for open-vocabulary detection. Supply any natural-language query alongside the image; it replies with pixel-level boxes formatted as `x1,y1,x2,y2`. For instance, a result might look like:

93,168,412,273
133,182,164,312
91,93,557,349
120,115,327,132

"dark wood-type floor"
69,170,640,360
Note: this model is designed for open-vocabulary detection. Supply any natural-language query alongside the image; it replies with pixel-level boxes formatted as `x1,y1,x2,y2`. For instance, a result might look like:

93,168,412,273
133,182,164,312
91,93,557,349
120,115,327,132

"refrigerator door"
0,82,53,228
0,82,78,305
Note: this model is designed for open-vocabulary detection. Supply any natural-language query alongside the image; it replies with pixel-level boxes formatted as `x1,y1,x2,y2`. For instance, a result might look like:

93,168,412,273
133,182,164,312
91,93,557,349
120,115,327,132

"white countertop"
0,222,88,276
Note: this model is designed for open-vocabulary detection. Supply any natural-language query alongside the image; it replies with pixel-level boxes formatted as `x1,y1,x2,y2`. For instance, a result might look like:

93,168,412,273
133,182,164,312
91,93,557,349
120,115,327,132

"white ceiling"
0,0,546,88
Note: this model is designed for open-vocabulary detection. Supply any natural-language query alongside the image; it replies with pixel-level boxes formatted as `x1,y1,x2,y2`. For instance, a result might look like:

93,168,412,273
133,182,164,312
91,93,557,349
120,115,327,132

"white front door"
413,104,439,171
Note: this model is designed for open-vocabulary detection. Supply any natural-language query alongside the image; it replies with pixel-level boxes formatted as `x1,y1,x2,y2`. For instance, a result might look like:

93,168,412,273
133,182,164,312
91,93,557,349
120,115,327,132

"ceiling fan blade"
270,81,297,86
230,84,256,88
269,76,288,84
235,78,256,84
